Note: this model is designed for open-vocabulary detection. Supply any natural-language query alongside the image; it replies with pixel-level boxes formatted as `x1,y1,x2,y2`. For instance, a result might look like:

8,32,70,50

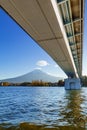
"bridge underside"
0,0,84,78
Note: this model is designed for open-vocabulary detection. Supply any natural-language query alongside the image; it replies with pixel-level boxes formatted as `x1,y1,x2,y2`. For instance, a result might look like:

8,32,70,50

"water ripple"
0,87,87,129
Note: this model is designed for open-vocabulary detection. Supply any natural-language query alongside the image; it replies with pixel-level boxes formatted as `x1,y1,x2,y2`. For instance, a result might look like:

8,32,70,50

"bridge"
0,0,84,89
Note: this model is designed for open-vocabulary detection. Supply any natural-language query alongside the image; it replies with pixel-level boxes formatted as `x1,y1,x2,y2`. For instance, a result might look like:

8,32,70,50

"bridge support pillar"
64,78,81,90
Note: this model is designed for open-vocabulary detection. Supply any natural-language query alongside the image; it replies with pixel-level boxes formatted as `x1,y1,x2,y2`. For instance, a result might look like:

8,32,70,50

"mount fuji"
1,69,63,83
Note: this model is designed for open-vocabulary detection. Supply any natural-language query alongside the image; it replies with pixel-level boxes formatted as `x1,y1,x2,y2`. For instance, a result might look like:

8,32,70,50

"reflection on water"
63,90,87,128
0,87,87,130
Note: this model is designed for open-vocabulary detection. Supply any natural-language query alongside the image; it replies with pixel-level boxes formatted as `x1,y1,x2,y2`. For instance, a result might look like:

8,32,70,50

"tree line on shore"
81,76,87,86
0,79,64,86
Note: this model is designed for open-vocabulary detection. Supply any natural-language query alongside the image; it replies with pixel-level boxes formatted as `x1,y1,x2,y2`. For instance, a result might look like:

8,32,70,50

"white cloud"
36,60,49,67
47,72,53,76
54,64,58,68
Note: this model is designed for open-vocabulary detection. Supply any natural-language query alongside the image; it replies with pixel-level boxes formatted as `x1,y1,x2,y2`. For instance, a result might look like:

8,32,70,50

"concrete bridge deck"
0,0,84,78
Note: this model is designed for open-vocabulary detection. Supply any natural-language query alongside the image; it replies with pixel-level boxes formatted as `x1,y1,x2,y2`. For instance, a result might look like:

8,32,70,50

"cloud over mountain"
36,60,49,67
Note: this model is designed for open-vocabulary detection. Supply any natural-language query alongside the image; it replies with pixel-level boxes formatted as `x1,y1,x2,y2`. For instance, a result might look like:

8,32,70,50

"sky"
0,2,87,80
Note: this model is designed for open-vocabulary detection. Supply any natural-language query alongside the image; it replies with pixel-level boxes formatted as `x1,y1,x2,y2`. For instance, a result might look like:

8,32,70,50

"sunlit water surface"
0,86,87,130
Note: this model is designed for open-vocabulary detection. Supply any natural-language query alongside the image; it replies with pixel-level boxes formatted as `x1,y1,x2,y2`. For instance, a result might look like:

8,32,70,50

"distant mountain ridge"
1,69,63,83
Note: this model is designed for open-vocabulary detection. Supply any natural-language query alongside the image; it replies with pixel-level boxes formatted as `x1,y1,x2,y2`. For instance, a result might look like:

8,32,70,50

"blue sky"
82,0,87,76
0,3,87,80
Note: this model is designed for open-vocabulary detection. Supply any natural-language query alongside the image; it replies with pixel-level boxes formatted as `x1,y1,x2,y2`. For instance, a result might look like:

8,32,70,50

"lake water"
0,86,87,130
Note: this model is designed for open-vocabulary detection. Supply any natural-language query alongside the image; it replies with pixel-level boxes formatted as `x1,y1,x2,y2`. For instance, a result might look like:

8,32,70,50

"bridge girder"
0,0,84,78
